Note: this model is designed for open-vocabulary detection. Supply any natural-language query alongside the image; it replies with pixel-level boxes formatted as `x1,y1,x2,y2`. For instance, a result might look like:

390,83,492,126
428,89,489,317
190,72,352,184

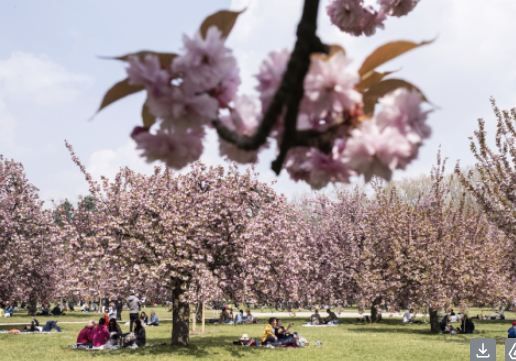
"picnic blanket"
72,343,152,350
303,323,338,327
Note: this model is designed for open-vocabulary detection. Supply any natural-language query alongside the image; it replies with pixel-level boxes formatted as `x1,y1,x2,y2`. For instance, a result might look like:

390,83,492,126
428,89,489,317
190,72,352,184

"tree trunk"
171,286,190,346
196,302,203,323
370,303,378,323
429,309,440,333
27,295,37,316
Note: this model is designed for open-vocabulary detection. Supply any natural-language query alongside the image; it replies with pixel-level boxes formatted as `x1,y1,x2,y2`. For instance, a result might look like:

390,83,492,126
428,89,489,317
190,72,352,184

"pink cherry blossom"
304,52,362,119
126,54,170,94
326,0,385,37
342,120,413,181
379,0,420,17
255,49,290,112
172,26,237,94
211,66,241,108
375,88,431,145
131,127,205,169
146,86,218,131
285,139,353,189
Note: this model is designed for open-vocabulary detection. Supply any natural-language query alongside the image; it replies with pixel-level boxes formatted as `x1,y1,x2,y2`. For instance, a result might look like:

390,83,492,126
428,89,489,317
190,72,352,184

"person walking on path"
127,293,141,332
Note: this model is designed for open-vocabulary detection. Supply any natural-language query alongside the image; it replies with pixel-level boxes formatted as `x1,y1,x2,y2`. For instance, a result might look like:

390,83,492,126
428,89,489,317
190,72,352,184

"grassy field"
0,307,514,361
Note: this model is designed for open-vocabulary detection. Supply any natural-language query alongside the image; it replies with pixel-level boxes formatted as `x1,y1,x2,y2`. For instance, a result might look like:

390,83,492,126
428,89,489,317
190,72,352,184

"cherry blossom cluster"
326,0,420,36
126,24,430,189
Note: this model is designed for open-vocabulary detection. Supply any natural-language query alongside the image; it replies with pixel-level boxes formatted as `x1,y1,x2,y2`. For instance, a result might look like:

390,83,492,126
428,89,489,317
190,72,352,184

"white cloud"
0,51,93,104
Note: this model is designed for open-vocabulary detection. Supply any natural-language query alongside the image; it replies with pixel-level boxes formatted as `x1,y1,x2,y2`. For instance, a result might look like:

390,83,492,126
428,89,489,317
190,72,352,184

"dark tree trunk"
27,295,37,316
171,286,190,346
429,309,440,333
196,302,203,323
370,303,378,323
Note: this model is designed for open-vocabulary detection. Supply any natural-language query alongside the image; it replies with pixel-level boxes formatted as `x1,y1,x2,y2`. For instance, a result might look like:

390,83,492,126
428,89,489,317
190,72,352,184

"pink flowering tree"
0,156,66,315
304,154,511,333
97,0,431,189
62,142,311,346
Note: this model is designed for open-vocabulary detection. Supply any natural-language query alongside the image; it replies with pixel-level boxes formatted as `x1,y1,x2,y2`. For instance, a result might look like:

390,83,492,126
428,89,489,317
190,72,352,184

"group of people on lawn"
215,307,256,324
75,293,159,348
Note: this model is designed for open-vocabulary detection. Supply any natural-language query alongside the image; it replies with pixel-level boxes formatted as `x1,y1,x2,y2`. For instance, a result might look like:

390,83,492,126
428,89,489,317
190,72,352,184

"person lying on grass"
77,320,95,346
22,317,61,332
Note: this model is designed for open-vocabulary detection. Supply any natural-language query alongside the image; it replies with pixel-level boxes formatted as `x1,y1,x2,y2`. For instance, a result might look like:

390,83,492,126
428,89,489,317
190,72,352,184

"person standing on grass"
77,320,95,346
262,317,277,345
127,292,141,332
92,318,110,347
116,297,123,321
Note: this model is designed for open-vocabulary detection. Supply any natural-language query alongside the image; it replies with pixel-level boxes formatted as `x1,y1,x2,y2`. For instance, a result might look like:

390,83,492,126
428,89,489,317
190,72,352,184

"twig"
213,0,329,174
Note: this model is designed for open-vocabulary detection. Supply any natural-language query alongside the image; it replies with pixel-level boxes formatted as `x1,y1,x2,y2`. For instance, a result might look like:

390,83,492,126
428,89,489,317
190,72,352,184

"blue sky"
1,0,515,204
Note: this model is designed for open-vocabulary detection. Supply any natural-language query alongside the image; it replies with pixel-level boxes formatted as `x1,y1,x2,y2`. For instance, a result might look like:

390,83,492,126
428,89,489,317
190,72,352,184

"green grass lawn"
0,307,514,360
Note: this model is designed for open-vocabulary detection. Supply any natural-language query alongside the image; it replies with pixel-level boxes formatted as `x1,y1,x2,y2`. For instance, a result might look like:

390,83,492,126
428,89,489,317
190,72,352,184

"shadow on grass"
65,335,296,359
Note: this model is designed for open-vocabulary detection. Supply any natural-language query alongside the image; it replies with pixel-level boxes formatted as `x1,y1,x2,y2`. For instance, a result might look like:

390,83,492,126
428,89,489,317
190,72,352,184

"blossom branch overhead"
96,0,429,189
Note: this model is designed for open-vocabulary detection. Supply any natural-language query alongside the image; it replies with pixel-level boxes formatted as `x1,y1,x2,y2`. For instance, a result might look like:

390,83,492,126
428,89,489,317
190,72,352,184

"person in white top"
243,309,254,324
402,309,414,323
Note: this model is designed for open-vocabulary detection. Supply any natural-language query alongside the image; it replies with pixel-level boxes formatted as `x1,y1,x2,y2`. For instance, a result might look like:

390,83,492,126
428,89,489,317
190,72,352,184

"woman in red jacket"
77,320,95,346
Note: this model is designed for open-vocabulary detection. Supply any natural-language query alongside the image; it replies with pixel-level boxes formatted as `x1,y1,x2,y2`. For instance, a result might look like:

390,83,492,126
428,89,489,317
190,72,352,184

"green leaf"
113,51,178,69
141,103,156,128
356,71,394,92
200,9,245,39
98,78,144,113
359,39,433,77
362,78,428,115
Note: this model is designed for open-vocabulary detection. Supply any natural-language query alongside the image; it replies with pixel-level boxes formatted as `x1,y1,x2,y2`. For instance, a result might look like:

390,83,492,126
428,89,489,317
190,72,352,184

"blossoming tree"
0,156,65,314
304,154,511,333
97,0,431,189
62,143,311,346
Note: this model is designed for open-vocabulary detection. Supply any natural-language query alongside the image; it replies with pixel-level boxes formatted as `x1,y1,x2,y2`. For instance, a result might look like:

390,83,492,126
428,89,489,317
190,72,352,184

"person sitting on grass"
92,318,110,347
402,309,414,323
147,310,159,326
4,304,13,317
77,320,95,346
81,303,90,313
107,318,123,345
140,311,148,325
324,309,338,324
310,309,322,325
52,304,66,316
218,307,232,324
243,309,254,324
275,319,296,344
123,320,146,347
234,310,244,324
440,314,451,333
262,317,277,345
509,321,516,338
460,315,475,334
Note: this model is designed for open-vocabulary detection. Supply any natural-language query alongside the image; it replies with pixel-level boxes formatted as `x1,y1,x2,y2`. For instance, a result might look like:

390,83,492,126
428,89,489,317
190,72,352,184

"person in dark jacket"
460,315,475,334
509,321,516,338
440,314,450,333
116,297,123,321
23,318,40,332
123,320,146,347
108,319,123,345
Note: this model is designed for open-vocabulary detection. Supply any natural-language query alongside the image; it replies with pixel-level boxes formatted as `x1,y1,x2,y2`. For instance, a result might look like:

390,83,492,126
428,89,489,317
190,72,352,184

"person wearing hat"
508,321,516,338
239,334,250,345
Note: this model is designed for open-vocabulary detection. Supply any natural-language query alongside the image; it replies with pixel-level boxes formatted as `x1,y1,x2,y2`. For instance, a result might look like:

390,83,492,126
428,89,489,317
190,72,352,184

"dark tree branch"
213,0,328,174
